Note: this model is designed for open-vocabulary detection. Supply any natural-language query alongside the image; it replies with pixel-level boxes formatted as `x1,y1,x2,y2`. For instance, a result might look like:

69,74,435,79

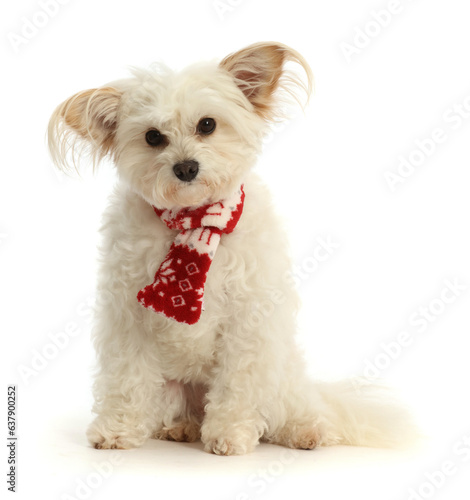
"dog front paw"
201,423,259,455
87,416,148,450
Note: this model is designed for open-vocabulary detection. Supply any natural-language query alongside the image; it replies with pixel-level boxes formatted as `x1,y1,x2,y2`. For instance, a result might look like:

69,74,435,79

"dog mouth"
156,177,213,210
147,157,235,210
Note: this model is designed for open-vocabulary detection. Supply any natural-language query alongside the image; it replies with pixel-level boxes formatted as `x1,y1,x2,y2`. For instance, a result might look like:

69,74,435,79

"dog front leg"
86,355,166,450
200,325,270,455
85,288,167,450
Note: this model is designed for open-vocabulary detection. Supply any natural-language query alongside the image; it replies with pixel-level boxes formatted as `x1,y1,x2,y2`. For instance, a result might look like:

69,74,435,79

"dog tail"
313,378,421,448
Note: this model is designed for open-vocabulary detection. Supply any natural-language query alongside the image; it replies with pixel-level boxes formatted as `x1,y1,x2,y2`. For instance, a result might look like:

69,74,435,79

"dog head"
48,42,312,209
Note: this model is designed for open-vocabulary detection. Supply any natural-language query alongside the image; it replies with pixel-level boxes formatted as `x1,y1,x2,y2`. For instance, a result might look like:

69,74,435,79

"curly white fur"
48,42,417,455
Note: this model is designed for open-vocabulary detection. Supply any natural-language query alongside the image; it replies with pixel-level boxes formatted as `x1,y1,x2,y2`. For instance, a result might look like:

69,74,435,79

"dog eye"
197,118,216,135
145,129,165,147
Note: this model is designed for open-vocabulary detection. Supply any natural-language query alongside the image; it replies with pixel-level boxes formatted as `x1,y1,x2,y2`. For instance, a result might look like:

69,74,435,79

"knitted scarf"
137,186,245,325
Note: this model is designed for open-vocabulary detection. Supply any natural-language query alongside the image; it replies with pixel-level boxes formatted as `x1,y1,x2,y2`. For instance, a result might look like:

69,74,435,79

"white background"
2,0,470,499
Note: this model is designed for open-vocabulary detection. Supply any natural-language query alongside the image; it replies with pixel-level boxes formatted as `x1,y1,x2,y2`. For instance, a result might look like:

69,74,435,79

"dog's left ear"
219,42,313,121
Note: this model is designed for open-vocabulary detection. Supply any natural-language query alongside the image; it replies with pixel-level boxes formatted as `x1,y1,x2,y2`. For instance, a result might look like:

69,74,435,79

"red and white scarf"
137,187,245,325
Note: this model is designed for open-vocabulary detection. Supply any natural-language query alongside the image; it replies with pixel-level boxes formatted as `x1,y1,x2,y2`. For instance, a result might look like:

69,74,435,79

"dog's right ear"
47,87,122,171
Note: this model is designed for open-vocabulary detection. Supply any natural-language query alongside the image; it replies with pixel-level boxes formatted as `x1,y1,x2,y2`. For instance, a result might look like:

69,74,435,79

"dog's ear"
219,42,313,121
48,87,122,171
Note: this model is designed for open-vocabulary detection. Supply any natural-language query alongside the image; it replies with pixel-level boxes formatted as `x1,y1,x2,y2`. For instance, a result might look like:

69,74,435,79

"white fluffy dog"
48,42,416,455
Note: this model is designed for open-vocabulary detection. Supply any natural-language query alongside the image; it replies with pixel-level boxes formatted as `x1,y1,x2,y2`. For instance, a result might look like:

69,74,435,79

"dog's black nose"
173,160,199,182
